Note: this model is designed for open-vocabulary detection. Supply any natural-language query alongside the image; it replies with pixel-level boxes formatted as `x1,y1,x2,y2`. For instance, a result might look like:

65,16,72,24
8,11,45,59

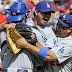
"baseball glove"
16,23,38,45
6,28,22,54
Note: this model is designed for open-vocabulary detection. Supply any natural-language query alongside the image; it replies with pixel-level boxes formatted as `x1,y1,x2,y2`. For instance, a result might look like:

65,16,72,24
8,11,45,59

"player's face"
55,22,70,38
35,11,51,26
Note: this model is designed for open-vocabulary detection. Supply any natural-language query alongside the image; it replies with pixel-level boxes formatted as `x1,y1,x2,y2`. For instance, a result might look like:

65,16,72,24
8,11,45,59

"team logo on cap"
63,15,66,18
17,10,20,13
63,15,69,23
46,3,50,8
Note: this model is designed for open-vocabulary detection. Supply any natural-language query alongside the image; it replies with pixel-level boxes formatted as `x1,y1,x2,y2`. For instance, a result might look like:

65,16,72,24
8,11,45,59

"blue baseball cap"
35,1,54,13
56,14,72,27
7,0,30,21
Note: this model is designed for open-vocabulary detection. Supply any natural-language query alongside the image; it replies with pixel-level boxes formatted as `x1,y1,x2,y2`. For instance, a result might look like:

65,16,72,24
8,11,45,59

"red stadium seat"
25,1,35,9
0,14,7,23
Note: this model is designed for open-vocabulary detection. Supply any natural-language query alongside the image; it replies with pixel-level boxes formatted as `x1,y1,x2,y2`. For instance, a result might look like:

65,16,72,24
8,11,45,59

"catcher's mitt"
16,23,38,45
6,28,22,54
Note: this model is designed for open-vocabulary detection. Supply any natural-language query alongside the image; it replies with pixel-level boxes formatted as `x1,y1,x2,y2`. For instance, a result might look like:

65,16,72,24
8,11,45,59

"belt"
2,68,32,72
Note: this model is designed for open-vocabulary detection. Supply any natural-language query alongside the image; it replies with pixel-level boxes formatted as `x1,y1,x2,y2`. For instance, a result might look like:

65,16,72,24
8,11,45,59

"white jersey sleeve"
51,36,72,63
0,31,6,44
32,28,46,47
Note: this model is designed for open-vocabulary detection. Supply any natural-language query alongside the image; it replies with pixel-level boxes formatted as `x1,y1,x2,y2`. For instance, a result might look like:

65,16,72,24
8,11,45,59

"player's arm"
16,37,57,61
28,42,57,61
0,23,16,32
35,42,44,48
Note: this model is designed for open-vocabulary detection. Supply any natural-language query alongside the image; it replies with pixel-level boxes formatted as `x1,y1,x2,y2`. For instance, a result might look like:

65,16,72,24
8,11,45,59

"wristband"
37,47,48,59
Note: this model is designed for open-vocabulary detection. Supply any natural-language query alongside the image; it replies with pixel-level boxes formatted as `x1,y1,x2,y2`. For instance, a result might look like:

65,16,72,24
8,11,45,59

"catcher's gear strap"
1,43,8,61
37,47,48,59
34,66,44,72
1,40,7,50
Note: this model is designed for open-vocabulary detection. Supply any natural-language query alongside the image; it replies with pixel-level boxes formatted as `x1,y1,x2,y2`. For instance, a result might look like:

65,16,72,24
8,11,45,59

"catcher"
1,0,37,72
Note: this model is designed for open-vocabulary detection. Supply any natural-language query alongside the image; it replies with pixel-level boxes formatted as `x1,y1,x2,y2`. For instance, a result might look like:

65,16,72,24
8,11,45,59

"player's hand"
9,23,16,28
4,23,16,29
16,37,28,48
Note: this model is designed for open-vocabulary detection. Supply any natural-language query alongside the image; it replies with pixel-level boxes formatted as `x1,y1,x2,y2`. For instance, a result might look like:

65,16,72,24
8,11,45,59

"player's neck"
33,18,38,26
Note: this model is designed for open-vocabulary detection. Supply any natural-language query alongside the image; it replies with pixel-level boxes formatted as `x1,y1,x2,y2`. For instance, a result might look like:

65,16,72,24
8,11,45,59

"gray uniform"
1,21,34,72
1,40,34,72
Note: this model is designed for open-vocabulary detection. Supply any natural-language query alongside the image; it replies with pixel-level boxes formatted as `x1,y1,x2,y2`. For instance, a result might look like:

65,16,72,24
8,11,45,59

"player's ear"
35,10,39,15
69,28,72,36
67,28,72,34
26,13,28,16
69,27,72,30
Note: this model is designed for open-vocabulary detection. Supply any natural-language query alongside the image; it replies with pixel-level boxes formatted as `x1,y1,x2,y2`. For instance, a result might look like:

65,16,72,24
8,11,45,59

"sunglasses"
59,16,71,27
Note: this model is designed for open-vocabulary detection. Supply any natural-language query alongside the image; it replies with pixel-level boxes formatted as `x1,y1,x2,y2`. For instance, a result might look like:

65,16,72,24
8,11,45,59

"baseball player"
16,14,72,72
1,1,55,72
1,0,35,72
25,1,55,72
18,1,55,72
0,23,16,44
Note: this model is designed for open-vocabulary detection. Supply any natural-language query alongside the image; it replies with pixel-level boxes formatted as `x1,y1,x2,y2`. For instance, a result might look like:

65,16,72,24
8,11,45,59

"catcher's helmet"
7,0,30,21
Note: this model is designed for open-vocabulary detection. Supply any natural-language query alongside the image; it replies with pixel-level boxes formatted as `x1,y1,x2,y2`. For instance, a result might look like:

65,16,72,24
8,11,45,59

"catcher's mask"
7,0,30,22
